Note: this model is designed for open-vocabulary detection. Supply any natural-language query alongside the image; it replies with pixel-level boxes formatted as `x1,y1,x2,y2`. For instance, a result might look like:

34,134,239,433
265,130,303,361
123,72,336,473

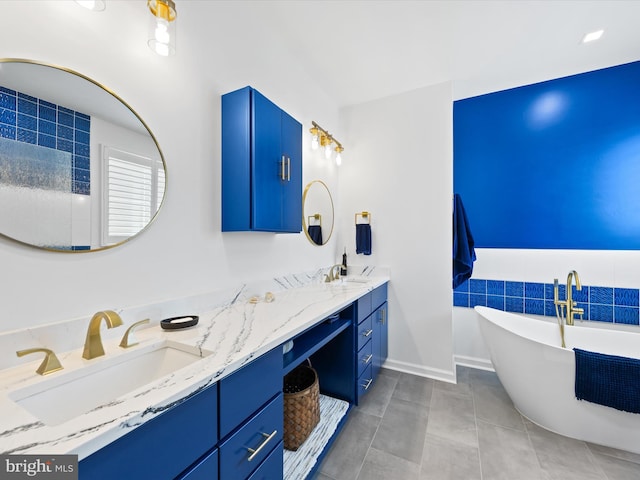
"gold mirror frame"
0,58,167,252
302,180,334,246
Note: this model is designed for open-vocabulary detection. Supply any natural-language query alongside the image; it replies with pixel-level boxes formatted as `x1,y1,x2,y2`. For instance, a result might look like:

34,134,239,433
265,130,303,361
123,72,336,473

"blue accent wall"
454,61,640,250
0,86,91,195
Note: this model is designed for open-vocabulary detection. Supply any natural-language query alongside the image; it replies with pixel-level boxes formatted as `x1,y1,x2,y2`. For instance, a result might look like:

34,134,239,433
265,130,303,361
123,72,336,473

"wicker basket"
283,359,321,451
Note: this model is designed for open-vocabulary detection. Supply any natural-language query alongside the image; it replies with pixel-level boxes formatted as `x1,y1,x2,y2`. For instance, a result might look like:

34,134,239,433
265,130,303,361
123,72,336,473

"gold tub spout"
566,270,584,326
83,310,123,360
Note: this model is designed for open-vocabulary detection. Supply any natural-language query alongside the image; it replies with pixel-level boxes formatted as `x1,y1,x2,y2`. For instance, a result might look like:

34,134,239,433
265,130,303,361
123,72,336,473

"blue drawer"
357,292,372,324
357,340,373,378
372,283,388,311
358,364,374,398
357,315,373,351
179,448,218,480
79,383,218,480
219,393,283,480
247,440,283,480
219,347,282,438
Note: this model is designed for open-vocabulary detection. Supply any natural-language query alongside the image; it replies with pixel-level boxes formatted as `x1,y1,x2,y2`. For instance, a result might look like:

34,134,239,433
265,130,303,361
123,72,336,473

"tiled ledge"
453,278,640,326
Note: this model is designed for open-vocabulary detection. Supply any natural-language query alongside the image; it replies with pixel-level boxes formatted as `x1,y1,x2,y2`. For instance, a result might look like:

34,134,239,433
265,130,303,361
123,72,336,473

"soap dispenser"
341,247,348,276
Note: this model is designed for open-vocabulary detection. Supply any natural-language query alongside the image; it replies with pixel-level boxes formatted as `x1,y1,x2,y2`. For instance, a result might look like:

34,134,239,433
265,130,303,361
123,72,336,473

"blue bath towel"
356,224,371,255
308,225,323,245
574,348,640,414
452,194,476,289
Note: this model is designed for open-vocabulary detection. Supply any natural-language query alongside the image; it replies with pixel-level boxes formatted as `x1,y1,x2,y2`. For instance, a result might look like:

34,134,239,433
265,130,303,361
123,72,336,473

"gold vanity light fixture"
75,0,106,11
310,121,344,166
147,0,177,57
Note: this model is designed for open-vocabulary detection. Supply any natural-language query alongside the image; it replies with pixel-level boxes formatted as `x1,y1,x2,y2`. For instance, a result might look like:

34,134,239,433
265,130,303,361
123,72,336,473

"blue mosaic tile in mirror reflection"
453,292,469,307
0,84,91,195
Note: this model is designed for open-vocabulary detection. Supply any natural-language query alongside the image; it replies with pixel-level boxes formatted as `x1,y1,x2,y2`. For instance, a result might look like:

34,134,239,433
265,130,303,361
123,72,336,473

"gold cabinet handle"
363,354,373,364
380,308,386,325
361,378,373,390
363,329,373,338
287,157,291,181
16,348,63,375
280,156,286,180
247,430,277,461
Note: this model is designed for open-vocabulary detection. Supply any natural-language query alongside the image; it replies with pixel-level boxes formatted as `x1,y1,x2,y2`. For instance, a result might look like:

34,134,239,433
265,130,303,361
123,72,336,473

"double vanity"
0,271,389,480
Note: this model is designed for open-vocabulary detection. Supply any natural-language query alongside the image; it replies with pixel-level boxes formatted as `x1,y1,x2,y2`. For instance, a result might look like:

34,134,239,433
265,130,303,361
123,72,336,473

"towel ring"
355,211,371,225
307,213,322,227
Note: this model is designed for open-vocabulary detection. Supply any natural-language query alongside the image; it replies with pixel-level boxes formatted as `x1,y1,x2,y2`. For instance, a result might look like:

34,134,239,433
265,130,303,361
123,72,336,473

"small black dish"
160,315,199,330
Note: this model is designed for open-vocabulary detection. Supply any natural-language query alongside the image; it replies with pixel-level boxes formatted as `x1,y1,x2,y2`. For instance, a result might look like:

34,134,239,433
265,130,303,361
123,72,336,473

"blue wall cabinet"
222,86,302,233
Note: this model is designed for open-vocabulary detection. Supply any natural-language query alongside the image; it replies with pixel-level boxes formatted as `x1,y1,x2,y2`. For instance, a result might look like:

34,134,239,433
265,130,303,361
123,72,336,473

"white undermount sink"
9,342,210,426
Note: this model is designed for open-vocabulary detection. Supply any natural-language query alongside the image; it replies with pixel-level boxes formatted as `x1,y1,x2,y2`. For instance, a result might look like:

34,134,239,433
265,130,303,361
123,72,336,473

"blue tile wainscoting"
454,278,640,325
0,85,91,195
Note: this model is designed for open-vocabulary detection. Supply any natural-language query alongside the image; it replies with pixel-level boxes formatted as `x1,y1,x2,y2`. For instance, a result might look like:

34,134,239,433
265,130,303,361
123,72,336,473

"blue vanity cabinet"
222,86,302,233
218,347,283,480
372,301,388,380
78,383,219,480
355,283,388,403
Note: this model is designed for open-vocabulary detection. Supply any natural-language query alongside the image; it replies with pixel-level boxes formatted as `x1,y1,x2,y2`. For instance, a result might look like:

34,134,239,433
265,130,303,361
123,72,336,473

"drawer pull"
363,354,373,364
247,430,277,462
363,329,373,338
361,378,373,390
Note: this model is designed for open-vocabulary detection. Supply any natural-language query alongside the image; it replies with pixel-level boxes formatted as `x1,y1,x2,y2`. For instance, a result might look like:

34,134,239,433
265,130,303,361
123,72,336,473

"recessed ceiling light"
582,29,604,43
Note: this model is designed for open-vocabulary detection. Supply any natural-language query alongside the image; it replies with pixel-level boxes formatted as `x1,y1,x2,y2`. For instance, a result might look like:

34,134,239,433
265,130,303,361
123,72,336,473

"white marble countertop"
0,274,388,460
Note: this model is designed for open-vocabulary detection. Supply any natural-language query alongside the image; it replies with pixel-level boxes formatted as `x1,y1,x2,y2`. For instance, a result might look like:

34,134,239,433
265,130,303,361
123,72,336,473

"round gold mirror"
0,59,166,252
302,180,334,246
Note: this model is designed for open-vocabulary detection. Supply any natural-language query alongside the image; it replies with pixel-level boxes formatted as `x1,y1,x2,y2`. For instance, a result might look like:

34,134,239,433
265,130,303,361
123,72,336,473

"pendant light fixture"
147,0,177,57
309,121,345,166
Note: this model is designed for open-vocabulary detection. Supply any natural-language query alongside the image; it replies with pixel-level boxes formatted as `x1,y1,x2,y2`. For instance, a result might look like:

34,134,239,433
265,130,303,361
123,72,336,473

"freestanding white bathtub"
475,306,640,454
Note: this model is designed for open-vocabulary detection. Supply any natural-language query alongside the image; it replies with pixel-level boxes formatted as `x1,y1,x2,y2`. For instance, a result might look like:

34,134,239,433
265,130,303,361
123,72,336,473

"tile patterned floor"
314,366,640,480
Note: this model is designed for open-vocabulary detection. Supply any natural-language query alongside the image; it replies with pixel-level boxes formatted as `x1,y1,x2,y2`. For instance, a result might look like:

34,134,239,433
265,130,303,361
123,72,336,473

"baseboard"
383,359,456,384
454,354,494,371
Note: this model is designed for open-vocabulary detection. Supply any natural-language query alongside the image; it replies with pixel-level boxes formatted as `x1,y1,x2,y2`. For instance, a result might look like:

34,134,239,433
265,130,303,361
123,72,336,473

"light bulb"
148,0,177,56
155,19,170,44
324,143,332,159
311,134,319,150
335,152,342,166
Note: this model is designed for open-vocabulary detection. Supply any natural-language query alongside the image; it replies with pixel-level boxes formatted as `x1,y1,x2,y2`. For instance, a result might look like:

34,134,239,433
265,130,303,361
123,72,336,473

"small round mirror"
0,59,166,252
302,180,334,246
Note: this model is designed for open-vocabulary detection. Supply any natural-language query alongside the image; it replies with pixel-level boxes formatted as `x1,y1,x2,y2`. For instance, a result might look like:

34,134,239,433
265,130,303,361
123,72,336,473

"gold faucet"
119,318,150,348
565,270,584,326
324,264,343,282
554,270,585,333
16,348,63,375
83,310,123,359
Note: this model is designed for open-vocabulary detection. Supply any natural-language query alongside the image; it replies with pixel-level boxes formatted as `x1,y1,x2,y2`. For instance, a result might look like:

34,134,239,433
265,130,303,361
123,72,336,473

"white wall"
0,1,341,328
339,82,455,382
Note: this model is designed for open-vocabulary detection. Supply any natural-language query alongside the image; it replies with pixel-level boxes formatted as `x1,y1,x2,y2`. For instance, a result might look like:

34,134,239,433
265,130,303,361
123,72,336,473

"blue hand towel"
453,194,476,289
356,224,371,255
574,348,640,414
308,225,323,245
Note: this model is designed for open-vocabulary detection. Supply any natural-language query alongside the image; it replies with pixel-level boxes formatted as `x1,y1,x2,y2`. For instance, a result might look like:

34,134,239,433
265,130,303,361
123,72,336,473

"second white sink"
9,342,209,426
